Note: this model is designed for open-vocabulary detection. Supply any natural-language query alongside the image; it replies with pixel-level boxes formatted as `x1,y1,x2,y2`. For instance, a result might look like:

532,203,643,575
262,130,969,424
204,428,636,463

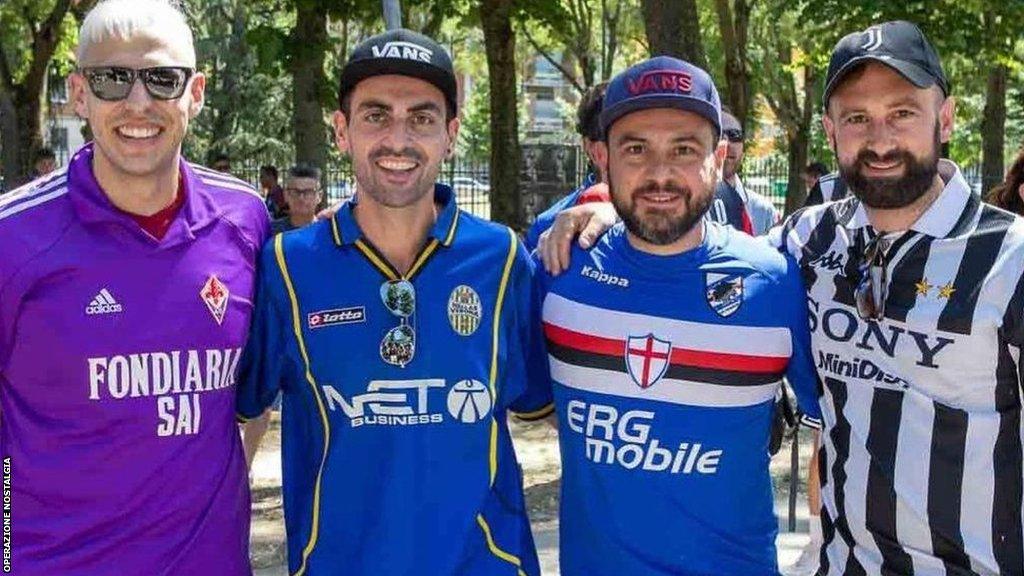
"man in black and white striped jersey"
772,20,1024,576
535,18,1024,576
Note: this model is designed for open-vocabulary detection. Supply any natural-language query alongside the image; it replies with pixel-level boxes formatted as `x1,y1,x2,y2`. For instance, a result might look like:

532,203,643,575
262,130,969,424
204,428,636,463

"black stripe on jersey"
864,389,915,574
992,339,1023,574
927,403,972,572
824,377,868,576
820,504,835,575
833,227,863,308
799,205,840,294
885,234,933,323
948,190,982,238
937,206,1016,335
544,341,783,387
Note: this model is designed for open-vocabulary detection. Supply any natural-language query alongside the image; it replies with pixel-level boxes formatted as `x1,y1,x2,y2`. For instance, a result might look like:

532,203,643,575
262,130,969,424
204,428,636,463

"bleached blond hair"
76,0,196,66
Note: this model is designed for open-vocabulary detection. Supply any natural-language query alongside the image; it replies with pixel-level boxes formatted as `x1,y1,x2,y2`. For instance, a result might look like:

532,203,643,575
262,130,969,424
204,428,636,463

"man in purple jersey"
0,1,268,574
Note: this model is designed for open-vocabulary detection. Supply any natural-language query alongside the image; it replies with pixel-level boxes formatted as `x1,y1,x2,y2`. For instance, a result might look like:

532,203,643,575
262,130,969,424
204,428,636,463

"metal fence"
71,152,986,223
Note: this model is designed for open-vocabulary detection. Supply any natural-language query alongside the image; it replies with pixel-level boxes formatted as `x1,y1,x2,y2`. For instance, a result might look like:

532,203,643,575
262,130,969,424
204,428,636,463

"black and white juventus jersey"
771,160,1024,576
804,172,849,207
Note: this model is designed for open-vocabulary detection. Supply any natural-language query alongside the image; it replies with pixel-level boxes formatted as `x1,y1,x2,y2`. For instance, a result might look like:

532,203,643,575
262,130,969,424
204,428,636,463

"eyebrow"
614,133,706,146
355,100,442,115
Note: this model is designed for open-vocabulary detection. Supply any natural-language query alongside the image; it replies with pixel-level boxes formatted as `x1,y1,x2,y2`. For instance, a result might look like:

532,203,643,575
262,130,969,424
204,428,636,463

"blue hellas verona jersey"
237,185,543,576
519,221,822,576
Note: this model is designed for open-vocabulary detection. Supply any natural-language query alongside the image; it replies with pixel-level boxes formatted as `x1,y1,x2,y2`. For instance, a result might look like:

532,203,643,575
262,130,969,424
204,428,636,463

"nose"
122,76,154,111
863,117,899,157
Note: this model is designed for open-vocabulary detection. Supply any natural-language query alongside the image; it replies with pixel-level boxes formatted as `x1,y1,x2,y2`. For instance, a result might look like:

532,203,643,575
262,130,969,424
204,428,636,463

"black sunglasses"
723,128,744,143
81,66,195,101
854,234,892,321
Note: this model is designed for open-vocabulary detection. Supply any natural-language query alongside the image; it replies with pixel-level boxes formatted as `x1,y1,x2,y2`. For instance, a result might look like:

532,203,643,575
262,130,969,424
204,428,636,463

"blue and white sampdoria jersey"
522,222,821,576
237,185,543,576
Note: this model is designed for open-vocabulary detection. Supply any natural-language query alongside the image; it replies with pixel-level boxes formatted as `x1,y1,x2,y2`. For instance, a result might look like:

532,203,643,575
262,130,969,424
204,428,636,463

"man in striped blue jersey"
516,55,822,576
539,19,1024,576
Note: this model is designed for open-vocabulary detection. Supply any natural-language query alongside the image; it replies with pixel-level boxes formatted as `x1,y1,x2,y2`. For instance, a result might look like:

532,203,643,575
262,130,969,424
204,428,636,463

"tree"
520,0,627,93
752,5,819,212
290,0,330,169
0,0,95,188
714,0,752,129
639,0,707,69
480,0,523,228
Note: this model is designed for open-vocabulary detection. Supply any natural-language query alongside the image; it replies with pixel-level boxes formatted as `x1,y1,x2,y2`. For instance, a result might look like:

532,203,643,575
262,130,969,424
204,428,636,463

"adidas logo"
86,289,123,315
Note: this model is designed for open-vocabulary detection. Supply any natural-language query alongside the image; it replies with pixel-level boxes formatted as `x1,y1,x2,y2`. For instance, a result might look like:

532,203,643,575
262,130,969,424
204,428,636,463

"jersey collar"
67,143,222,247
330,183,461,249
843,159,974,239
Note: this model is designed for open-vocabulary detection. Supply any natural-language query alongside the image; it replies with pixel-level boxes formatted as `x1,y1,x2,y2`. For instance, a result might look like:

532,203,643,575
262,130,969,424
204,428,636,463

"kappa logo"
371,41,433,63
808,250,847,273
200,275,230,326
580,265,630,288
627,69,692,96
308,307,366,329
705,273,744,317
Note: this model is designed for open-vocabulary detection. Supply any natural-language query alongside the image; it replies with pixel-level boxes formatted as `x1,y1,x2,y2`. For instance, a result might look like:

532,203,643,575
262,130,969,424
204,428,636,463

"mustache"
632,180,690,198
854,148,912,169
370,146,425,163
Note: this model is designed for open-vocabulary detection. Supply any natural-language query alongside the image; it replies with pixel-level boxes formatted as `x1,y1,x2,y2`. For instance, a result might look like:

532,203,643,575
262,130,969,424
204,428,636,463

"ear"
333,110,351,154
939,96,955,144
70,72,91,120
1017,182,1024,204
445,116,461,159
714,139,727,170
188,72,206,118
593,140,609,181
822,113,838,153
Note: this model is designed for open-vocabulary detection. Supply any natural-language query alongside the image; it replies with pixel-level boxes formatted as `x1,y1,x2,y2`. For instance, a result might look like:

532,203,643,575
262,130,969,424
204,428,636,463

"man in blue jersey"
515,56,821,575
524,82,611,252
237,28,543,576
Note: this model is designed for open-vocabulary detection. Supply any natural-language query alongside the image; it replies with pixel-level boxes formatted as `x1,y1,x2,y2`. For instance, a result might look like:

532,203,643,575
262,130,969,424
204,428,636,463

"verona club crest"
447,285,482,336
705,273,744,318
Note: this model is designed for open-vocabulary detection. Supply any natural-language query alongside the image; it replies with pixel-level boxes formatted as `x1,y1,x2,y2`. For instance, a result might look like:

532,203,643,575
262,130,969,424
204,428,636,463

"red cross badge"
625,334,672,389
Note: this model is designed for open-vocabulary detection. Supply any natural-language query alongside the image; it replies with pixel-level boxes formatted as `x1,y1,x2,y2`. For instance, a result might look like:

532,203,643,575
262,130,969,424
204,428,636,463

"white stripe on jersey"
190,165,263,200
0,185,68,221
549,356,779,408
543,292,793,358
892,396,942,575
0,170,68,209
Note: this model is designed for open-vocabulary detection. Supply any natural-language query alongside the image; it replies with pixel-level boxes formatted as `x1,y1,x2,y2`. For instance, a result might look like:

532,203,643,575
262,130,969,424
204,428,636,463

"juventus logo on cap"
861,28,883,51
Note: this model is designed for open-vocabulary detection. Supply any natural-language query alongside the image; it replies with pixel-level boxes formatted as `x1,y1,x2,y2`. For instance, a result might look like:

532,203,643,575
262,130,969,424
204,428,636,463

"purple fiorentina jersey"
0,144,269,575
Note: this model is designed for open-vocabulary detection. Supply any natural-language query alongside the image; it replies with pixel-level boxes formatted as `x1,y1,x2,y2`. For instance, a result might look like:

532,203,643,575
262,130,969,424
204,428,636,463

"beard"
839,123,941,209
609,169,713,246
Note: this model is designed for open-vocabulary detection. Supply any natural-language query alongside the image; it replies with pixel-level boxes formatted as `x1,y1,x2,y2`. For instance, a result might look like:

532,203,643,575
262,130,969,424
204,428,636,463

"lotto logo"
446,380,492,424
308,307,366,329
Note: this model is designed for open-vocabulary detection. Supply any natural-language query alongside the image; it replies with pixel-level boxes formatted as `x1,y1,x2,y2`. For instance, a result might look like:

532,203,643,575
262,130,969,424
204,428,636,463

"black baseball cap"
338,28,458,116
823,21,948,107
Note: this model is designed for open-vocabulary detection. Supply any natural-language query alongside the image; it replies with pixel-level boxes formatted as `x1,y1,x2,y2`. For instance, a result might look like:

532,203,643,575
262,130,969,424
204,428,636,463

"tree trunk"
480,0,523,229
207,0,250,163
291,1,329,169
981,64,1007,196
640,0,707,70
715,0,751,128
0,0,89,188
785,125,809,215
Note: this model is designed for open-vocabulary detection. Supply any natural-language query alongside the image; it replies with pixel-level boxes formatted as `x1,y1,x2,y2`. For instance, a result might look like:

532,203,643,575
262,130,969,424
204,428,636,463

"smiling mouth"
375,158,418,172
116,125,162,140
